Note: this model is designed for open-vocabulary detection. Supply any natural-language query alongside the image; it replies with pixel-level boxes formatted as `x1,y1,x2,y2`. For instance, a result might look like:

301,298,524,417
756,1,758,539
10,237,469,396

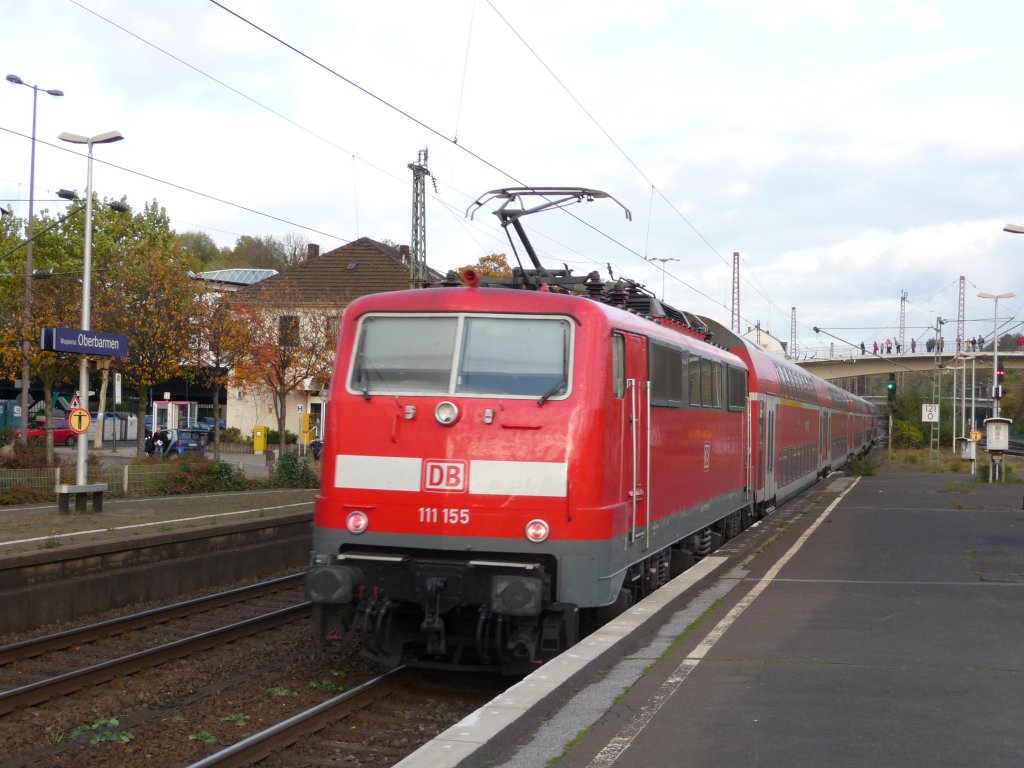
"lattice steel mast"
731,251,740,333
408,148,433,288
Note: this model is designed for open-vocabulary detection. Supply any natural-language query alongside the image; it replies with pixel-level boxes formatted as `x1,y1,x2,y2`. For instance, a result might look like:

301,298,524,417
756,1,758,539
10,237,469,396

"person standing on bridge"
1017,334,1023,351
911,338,917,353
861,341,866,354
873,341,879,354
886,339,892,354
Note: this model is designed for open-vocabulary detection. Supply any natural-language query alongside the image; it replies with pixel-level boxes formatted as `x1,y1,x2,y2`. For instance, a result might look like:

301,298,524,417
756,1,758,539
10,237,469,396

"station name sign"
40,327,129,358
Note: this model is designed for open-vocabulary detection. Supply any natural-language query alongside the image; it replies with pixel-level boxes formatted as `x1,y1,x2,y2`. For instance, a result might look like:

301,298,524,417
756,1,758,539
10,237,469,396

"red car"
15,418,79,447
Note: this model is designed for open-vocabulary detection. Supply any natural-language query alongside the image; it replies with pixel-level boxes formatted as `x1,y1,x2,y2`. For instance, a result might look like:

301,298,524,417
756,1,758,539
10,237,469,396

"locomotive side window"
612,334,625,398
688,355,701,406
649,342,683,407
458,317,569,397
700,358,714,407
711,361,723,408
351,316,457,393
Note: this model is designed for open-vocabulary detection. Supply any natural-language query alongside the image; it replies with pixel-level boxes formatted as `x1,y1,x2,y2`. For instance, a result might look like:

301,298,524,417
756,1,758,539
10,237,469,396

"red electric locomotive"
306,188,875,674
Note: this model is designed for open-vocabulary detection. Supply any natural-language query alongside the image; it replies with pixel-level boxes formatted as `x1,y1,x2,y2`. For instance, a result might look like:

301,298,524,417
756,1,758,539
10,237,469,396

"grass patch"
65,717,134,746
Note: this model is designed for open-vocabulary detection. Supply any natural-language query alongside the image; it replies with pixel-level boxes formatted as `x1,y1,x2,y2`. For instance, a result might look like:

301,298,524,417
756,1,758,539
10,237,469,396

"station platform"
403,470,1024,768
0,486,316,557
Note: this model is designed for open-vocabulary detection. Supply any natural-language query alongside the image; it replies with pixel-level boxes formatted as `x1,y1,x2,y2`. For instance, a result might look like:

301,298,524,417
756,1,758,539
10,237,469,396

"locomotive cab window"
349,313,573,399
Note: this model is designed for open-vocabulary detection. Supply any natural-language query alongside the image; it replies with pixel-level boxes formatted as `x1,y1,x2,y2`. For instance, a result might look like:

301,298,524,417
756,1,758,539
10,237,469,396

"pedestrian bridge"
795,350,1024,380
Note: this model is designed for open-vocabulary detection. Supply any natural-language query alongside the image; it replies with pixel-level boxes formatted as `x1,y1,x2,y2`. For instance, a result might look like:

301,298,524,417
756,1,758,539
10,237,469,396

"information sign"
39,327,128,357
67,408,92,435
921,404,939,423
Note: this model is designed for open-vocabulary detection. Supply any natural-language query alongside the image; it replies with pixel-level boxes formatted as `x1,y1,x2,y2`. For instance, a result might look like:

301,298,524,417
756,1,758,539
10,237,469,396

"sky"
3,0,1024,358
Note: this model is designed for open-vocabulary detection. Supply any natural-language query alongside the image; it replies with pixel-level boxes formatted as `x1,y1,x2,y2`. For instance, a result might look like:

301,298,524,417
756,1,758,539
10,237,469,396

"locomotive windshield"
350,313,572,399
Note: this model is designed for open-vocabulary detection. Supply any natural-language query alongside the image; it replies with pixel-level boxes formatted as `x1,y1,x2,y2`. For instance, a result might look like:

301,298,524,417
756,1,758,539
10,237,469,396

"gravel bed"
0,574,388,768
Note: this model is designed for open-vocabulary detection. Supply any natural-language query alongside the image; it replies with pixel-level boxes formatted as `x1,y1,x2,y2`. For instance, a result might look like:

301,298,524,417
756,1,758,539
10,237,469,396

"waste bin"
253,425,268,453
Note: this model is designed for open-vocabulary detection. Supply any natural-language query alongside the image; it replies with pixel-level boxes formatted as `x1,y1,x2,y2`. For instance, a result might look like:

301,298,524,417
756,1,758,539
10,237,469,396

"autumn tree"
234,291,336,456
229,235,288,271
280,232,311,268
0,196,132,460
0,211,28,386
177,231,222,268
188,294,250,459
460,252,512,276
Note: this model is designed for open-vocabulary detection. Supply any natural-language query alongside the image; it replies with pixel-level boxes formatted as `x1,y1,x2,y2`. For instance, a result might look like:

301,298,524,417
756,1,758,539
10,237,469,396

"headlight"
435,401,460,426
525,519,550,543
345,510,369,534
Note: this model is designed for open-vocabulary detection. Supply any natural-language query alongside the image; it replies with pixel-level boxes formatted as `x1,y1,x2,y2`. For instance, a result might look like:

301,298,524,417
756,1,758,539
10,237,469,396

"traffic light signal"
887,373,896,403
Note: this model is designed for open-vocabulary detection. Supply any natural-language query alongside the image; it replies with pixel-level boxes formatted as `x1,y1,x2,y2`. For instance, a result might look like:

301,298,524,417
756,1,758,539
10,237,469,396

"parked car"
199,416,226,431
14,418,78,447
165,428,206,457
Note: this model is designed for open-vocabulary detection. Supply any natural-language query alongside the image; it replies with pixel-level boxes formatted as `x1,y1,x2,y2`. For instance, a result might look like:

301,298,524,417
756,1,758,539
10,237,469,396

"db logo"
423,460,468,492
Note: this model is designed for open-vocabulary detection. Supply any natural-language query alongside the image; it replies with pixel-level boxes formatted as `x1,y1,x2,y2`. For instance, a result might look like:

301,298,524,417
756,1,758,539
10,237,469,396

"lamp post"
58,130,123,493
7,74,64,444
977,291,1015,419
648,257,680,300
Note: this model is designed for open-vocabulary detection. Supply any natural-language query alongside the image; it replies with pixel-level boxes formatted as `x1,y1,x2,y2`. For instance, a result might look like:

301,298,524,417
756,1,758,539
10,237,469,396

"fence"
0,463,186,499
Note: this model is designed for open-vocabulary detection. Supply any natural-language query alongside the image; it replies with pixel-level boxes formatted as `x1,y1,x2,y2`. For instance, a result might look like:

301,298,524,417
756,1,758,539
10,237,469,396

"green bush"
219,427,245,444
891,420,925,449
209,461,252,491
0,483,48,505
274,453,319,488
267,429,298,445
151,457,259,495
844,454,876,476
0,437,60,469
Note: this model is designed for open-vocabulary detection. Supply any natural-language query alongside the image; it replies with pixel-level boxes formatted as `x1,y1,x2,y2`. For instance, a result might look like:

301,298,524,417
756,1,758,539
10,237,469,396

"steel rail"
184,666,412,768
0,572,303,665
0,602,311,715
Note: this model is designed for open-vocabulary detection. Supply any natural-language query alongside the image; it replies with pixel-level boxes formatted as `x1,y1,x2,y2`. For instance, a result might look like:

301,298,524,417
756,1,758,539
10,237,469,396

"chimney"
399,245,410,264
306,243,320,261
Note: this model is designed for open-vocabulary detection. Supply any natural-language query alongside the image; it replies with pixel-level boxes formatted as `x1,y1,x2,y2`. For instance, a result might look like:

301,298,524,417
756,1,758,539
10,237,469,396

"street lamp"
7,73,64,444
58,129,123,502
648,257,680,300
977,290,1015,419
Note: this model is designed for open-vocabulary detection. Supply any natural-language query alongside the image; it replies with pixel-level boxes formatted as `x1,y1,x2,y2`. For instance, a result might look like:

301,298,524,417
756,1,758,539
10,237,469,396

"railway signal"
996,365,1005,399
887,373,896,403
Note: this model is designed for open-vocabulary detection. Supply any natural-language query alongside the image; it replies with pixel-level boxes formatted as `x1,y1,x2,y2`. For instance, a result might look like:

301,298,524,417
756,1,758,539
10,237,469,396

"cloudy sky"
3,0,1024,356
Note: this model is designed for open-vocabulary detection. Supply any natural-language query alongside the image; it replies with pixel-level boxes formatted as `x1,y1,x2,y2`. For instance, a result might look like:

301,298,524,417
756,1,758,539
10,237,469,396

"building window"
279,315,299,347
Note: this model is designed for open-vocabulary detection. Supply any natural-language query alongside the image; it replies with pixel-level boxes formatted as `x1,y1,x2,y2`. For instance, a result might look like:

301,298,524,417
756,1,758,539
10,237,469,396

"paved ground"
399,469,1024,768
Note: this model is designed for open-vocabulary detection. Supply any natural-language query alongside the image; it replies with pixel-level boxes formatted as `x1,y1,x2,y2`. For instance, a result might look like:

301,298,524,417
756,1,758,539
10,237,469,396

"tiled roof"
233,237,440,308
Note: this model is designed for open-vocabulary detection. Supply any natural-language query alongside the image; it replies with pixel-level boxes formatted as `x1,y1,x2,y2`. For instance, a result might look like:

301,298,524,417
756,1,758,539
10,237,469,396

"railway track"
0,573,310,715
187,667,507,768
0,572,506,768
185,666,412,767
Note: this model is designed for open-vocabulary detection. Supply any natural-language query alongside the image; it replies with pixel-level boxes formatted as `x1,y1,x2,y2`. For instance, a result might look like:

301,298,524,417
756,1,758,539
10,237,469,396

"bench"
55,482,109,514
